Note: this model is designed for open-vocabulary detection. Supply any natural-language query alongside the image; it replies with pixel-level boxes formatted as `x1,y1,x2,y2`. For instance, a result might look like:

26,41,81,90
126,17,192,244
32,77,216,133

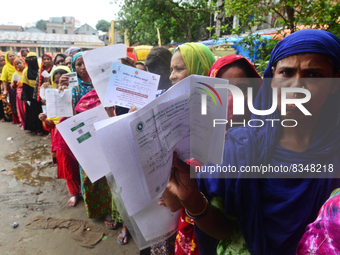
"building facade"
0,31,105,55
74,24,98,36
46,16,75,34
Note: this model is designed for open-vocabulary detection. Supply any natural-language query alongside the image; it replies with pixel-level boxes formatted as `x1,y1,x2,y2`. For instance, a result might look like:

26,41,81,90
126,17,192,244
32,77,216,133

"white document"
132,199,180,241
95,75,228,216
105,63,159,109
57,105,111,182
68,72,78,87
83,44,127,107
41,70,50,78
45,89,73,118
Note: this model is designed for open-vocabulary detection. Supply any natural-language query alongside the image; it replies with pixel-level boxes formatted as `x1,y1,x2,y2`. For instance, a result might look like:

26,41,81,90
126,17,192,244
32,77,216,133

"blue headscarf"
71,52,94,106
197,29,340,255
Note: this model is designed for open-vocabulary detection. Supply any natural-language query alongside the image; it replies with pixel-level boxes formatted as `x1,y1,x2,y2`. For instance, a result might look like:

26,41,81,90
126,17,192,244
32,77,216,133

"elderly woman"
163,29,340,255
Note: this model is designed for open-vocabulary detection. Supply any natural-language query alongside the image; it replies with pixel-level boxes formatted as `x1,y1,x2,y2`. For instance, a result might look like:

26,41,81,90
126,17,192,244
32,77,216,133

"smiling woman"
162,29,340,255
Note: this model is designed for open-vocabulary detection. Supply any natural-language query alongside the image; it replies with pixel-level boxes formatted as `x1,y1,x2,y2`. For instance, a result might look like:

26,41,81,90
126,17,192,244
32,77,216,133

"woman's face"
271,53,339,121
15,59,25,71
7,52,15,64
21,51,28,60
65,56,72,69
53,73,62,89
136,63,146,71
42,55,52,69
0,56,5,67
74,56,90,80
219,66,253,121
55,56,65,66
169,51,188,85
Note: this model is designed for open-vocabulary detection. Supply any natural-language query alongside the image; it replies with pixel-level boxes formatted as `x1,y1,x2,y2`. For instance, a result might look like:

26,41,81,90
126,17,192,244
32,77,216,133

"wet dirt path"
0,122,139,255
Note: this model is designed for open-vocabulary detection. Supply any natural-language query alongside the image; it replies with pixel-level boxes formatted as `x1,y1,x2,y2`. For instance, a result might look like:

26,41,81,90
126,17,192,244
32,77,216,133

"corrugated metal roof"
0,31,105,45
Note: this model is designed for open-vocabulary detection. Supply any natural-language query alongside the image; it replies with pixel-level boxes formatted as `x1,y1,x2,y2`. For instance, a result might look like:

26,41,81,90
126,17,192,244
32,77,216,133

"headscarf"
297,188,340,254
65,47,81,56
0,51,16,82
50,66,71,89
53,53,67,65
208,55,262,130
20,48,29,60
71,52,94,106
36,53,54,101
74,89,101,113
174,43,215,76
13,58,25,74
198,29,340,255
26,52,39,81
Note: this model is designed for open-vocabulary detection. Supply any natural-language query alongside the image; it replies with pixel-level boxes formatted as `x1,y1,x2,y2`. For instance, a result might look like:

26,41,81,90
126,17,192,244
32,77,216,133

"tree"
36,20,47,31
96,20,111,32
112,0,212,45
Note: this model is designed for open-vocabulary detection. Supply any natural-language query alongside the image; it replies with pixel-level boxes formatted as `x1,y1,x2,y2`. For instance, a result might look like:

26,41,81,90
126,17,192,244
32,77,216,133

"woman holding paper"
11,58,26,128
21,52,40,133
163,29,340,255
0,51,16,123
0,53,5,122
33,53,54,136
58,52,120,231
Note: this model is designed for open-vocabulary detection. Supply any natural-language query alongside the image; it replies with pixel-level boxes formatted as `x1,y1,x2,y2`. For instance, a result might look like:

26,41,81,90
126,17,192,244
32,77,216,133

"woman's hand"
12,81,17,89
38,113,47,122
128,106,138,113
59,74,70,92
42,82,50,89
167,152,201,203
121,57,136,68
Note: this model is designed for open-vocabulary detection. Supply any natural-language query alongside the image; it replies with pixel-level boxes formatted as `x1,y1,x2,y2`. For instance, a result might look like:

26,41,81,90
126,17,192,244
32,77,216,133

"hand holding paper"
45,89,73,118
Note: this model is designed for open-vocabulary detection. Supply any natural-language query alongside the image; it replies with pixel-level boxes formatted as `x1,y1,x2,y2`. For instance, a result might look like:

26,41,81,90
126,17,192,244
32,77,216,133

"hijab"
198,29,340,255
50,66,71,89
71,52,94,106
0,51,16,82
175,43,216,76
26,52,39,81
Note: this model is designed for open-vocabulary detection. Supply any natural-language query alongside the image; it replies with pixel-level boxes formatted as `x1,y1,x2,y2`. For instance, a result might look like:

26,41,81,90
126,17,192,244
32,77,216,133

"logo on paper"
196,82,222,115
136,121,144,132
135,71,138,75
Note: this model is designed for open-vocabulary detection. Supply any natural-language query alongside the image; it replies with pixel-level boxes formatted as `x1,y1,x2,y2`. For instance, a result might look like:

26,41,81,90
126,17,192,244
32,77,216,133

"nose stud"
302,86,305,89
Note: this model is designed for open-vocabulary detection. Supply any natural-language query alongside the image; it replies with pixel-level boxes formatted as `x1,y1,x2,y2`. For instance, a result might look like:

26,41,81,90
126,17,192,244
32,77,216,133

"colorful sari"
197,29,340,255
296,189,340,254
0,52,16,122
74,90,120,221
12,58,26,127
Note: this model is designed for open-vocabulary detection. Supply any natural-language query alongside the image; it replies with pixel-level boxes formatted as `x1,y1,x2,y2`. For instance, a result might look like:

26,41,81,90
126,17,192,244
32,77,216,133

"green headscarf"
175,43,216,76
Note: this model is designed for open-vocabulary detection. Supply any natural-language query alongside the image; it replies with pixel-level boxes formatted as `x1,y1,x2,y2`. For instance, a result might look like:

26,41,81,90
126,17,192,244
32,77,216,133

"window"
52,29,56,33
93,33,95,35
65,30,68,34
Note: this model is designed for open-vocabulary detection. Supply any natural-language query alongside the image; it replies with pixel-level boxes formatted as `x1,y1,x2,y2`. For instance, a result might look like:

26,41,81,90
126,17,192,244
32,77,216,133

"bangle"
185,192,210,220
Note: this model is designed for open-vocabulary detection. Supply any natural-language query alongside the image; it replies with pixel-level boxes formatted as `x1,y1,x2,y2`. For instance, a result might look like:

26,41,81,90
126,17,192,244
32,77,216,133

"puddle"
5,145,55,186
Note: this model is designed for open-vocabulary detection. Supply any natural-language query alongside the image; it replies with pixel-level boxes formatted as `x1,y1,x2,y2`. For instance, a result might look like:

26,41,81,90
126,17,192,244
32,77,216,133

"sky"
0,0,120,29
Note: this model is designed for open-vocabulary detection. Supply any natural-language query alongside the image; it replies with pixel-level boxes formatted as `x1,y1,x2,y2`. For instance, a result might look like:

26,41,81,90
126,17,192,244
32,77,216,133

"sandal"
0,118,5,122
104,216,118,230
117,231,129,245
46,133,51,139
37,132,43,136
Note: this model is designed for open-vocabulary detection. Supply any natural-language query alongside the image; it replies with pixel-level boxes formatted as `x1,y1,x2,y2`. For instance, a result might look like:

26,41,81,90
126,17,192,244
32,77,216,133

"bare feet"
117,224,129,245
0,118,5,122
68,195,79,207
25,130,31,133
37,132,43,136
17,123,22,127
104,216,118,229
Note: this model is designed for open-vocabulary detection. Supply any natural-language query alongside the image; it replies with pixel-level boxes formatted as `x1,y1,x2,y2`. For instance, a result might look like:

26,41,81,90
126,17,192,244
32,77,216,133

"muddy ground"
0,122,140,255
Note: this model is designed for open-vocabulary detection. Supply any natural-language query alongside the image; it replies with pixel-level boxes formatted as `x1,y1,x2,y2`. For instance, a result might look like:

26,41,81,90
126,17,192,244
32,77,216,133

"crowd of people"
1,28,340,254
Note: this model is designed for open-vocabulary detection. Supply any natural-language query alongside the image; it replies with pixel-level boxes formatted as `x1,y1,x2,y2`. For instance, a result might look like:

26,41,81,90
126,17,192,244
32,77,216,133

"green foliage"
96,20,111,32
112,0,212,45
36,20,47,31
219,0,340,74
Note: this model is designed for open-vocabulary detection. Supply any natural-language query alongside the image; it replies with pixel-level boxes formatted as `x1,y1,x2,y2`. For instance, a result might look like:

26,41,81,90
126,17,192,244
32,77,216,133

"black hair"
145,47,172,90
54,53,67,63
52,69,68,82
21,48,29,53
